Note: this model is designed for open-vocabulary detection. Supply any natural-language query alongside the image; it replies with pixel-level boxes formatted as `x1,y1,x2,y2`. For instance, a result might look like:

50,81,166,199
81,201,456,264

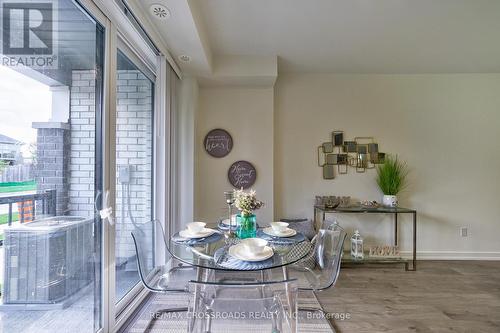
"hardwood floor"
316,261,500,333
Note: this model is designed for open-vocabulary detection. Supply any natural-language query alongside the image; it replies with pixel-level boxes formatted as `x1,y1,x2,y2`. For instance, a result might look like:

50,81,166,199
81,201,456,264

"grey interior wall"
275,73,500,259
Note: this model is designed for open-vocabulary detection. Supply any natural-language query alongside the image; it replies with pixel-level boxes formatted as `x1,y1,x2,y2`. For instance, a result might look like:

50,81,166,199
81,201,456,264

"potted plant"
233,189,264,238
376,156,409,207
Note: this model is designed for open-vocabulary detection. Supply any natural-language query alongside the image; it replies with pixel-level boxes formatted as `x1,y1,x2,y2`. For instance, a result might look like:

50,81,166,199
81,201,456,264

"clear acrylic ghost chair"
131,220,197,329
188,279,298,333
318,216,342,232
286,225,347,331
294,226,346,289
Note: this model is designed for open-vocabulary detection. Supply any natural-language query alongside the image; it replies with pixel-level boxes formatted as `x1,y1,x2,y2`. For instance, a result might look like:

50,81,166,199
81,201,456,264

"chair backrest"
131,220,169,292
188,279,298,333
311,226,347,290
320,216,341,231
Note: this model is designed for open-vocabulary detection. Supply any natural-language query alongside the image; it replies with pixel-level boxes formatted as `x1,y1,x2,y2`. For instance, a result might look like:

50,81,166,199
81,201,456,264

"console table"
314,205,417,271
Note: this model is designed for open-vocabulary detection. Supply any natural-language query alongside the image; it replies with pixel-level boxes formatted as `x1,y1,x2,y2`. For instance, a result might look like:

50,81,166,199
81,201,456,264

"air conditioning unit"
2,216,94,308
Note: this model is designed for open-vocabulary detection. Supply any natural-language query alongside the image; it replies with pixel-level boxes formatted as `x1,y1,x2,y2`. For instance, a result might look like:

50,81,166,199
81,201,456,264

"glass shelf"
341,252,410,270
314,204,417,271
315,205,416,214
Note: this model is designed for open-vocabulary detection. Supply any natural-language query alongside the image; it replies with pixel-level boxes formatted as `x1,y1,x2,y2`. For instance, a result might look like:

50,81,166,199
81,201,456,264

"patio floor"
0,267,139,333
0,287,95,333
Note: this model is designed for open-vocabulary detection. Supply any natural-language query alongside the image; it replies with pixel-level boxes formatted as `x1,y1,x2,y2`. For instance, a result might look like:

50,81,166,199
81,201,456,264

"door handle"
99,190,115,226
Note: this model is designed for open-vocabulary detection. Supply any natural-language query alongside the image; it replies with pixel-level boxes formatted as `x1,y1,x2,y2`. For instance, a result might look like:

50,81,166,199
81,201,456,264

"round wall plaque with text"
204,128,233,158
228,160,257,189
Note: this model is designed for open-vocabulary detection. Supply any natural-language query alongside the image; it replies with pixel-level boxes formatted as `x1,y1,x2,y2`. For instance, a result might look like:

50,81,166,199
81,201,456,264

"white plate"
221,218,231,226
221,217,237,226
228,243,274,262
179,228,216,239
262,227,297,238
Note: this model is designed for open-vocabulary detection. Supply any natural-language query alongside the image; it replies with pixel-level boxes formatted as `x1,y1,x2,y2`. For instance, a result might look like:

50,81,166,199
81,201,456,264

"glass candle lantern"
350,230,364,259
223,191,236,237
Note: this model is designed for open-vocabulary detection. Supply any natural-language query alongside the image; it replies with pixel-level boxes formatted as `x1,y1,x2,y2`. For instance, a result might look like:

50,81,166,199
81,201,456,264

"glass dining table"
169,224,311,273
169,222,311,332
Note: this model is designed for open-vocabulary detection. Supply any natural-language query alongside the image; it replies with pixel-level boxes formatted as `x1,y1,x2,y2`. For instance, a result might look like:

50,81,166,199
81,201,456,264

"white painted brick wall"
115,70,153,261
69,70,96,218
69,69,153,262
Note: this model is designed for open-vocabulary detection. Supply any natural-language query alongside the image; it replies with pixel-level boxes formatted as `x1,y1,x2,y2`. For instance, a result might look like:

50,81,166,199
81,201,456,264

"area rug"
122,291,334,333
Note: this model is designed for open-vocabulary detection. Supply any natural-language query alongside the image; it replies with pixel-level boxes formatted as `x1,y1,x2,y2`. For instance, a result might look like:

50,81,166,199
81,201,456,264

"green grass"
0,212,19,225
0,180,36,193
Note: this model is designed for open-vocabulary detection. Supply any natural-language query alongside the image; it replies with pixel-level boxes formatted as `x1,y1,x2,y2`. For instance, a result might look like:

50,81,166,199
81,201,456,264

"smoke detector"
178,55,191,63
149,4,170,20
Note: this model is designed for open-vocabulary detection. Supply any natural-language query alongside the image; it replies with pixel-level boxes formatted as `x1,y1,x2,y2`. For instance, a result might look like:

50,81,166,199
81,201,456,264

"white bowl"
187,222,206,234
241,238,268,255
270,222,289,233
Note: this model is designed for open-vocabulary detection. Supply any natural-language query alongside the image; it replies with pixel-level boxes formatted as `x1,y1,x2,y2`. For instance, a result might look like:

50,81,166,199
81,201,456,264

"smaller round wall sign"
228,160,257,189
204,128,233,158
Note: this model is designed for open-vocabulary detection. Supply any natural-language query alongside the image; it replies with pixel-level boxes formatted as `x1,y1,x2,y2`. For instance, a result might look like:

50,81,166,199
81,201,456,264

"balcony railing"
0,189,56,226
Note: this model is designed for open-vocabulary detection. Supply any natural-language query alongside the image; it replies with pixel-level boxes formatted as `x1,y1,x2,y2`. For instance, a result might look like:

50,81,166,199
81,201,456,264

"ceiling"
132,0,213,75
135,0,500,74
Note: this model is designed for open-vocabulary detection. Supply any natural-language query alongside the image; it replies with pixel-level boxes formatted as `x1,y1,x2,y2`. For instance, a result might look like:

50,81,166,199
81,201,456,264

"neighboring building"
0,134,22,165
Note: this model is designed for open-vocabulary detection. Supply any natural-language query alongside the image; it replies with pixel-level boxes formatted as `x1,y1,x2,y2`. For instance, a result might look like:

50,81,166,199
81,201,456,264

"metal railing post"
8,203,12,226
50,189,57,216
20,201,25,223
0,189,58,225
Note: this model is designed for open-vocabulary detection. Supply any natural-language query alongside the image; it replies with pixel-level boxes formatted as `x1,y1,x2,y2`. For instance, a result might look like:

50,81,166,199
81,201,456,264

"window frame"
76,1,173,332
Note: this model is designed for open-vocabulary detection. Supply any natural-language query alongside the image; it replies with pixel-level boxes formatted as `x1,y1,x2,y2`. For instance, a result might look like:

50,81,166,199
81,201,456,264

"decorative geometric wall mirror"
317,130,389,179
368,143,379,153
332,131,344,146
337,153,348,174
322,142,334,153
357,144,368,154
323,164,335,179
357,153,369,172
371,152,386,164
344,141,357,153
326,154,338,165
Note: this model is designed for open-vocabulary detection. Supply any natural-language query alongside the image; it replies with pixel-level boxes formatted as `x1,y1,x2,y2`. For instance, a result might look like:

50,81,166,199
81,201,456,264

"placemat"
213,246,275,270
257,229,306,244
171,231,222,246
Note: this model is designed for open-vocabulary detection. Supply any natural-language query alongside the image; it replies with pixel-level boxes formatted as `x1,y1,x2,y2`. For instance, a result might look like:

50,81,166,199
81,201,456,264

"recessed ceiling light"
178,55,191,63
149,4,170,20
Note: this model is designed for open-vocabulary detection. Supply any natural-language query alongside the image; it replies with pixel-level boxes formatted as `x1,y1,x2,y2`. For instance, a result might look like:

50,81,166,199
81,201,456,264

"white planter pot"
383,195,398,207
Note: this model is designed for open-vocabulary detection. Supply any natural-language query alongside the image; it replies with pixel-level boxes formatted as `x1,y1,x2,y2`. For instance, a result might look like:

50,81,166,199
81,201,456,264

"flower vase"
236,213,257,239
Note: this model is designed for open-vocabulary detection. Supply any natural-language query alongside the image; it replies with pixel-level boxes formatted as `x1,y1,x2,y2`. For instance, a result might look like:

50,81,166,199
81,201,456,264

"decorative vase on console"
382,195,398,207
233,189,264,239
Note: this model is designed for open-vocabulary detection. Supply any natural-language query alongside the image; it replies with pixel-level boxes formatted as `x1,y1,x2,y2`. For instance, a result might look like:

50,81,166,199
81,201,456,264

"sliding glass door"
1,0,164,331
0,1,104,332
114,45,155,307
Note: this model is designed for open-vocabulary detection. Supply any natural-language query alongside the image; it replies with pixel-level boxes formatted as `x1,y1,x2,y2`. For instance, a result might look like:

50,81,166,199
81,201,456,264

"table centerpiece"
233,189,264,239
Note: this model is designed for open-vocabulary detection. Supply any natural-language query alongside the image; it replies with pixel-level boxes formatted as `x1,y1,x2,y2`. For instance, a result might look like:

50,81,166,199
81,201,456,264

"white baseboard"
400,251,500,260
